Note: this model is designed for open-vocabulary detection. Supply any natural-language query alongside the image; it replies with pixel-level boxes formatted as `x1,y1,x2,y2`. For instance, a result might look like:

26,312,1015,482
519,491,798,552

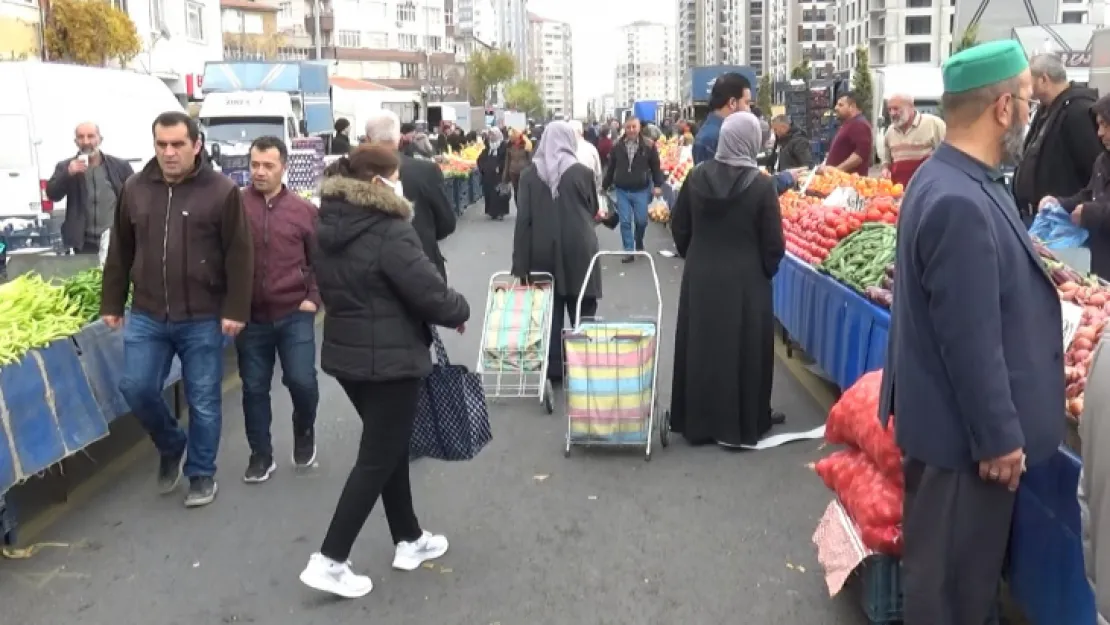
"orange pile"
806,170,903,199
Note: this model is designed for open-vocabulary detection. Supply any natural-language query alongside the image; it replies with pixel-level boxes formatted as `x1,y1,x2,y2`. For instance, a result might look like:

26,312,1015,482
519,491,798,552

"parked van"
0,62,185,222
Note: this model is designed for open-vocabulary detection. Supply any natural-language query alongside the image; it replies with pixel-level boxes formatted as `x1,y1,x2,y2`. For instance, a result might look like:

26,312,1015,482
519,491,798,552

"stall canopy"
1011,24,1097,84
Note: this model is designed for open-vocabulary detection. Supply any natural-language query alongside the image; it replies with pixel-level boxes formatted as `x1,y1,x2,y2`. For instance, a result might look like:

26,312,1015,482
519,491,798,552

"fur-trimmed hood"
316,175,415,255
319,176,414,221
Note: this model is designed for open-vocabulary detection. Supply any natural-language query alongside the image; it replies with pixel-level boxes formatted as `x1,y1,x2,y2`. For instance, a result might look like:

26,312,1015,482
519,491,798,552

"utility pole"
313,0,322,59
239,11,246,59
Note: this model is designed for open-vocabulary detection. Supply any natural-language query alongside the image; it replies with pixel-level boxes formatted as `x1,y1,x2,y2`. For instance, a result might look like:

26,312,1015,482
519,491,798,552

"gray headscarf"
715,112,762,169
533,121,578,198
487,127,503,151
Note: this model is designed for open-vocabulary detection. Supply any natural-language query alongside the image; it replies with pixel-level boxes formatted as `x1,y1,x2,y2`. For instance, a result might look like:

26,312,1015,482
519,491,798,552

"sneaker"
243,454,276,484
299,553,373,599
392,531,449,571
293,428,317,468
158,450,186,495
184,476,218,508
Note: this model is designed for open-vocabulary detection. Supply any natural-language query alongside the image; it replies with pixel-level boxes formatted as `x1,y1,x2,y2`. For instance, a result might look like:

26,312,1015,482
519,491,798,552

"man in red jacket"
824,91,874,176
236,136,322,484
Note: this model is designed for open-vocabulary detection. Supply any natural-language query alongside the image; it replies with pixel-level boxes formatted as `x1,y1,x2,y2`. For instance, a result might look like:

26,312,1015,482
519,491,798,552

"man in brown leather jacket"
101,111,254,508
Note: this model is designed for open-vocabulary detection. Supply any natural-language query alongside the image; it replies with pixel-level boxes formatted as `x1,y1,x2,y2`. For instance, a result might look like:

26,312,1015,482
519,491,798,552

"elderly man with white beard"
877,40,1066,625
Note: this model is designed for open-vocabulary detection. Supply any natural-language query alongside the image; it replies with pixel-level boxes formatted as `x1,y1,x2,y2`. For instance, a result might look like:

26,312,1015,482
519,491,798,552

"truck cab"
198,91,299,183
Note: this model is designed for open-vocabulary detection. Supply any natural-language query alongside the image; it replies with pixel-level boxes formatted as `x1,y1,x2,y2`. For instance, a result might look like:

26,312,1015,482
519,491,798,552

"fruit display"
439,154,476,179
658,136,693,189
820,224,897,294
802,169,904,199
0,273,90,365
781,196,898,266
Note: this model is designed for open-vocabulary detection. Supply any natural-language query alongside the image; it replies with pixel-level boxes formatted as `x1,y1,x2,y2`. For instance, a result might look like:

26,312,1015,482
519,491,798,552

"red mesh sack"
825,370,903,484
859,524,902,556
814,448,905,553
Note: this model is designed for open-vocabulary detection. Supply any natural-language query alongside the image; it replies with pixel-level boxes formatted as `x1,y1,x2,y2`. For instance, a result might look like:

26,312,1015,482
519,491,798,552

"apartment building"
455,0,498,47
221,0,281,60
498,0,529,77
767,0,797,82
676,0,696,95
1,0,43,60
615,21,676,106
527,13,573,118
675,0,767,96
123,0,224,102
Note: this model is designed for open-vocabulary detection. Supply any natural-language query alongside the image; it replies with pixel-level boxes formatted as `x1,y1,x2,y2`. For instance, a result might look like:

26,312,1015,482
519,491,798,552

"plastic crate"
859,555,903,624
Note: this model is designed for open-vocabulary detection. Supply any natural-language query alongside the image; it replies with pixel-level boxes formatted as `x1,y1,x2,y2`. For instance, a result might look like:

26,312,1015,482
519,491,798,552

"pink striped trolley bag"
561,251,670,460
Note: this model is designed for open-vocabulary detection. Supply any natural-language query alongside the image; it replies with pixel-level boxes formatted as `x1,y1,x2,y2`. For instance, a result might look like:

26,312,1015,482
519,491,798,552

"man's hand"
1073,204,1085,226
221,319,246,337
880,167,891,179
102,315,123,330
298,300,318,313
68,158,88,176
1038,196,1058,211
653,187,663,197
815,165,827,175
978,447,1026,491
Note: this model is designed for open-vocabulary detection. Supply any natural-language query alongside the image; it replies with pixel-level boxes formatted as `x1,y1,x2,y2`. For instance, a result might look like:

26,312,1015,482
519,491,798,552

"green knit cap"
942,40,1029,94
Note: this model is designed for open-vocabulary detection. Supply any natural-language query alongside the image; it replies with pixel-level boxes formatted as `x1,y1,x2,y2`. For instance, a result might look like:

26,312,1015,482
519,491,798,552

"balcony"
304,10,334,33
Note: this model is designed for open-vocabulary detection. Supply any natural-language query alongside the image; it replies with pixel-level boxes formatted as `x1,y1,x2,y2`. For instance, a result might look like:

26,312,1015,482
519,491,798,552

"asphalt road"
0,201,866,625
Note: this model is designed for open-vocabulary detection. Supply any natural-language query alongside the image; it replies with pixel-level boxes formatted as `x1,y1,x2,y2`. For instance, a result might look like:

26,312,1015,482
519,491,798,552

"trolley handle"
562,332,643,342
574,251,663,331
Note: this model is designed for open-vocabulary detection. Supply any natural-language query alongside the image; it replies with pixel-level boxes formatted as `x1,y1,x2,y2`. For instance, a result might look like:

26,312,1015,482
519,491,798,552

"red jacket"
242,185,321,323
597,136,614,165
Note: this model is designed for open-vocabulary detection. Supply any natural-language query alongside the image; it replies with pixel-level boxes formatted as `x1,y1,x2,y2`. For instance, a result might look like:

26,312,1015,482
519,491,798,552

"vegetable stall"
774,170,1095,624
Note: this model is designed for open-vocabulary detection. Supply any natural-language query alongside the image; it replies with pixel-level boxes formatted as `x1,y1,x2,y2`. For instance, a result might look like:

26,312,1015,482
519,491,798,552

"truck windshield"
202,118,285,144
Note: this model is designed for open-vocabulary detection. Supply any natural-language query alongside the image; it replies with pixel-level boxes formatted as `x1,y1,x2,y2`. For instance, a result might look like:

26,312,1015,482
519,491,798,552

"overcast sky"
528,0,675,116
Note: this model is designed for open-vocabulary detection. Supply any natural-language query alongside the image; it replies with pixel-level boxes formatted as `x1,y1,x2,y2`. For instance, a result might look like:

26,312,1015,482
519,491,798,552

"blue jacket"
693,113,723,165
879,143,1065,470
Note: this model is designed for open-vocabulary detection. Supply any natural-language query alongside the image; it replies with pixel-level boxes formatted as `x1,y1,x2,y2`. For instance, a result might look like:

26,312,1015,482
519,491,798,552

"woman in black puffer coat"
298,143,470,600
1055,95,1110,279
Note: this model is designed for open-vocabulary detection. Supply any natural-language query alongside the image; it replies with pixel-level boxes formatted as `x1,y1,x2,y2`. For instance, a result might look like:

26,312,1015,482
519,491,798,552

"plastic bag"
814,449,904,555
98,228,111,269
825,370,902,484
1029,204,1089,250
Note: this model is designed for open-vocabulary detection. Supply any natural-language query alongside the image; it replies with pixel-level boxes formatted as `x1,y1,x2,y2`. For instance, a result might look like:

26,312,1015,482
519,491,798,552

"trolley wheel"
563,447,572,458
660,410,670,448
645,448,652,461
543,380,555,414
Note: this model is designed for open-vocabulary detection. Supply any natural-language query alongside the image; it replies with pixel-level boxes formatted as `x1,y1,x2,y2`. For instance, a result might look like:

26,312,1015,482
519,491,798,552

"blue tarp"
771,251,1095,625
0,339,110,496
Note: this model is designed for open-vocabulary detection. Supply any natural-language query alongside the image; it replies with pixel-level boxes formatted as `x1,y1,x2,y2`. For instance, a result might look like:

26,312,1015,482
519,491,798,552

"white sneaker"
299,553,373,599
392,531,449,571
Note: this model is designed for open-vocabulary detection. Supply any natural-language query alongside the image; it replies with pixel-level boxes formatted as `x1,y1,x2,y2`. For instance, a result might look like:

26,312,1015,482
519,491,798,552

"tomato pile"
781,194,900,266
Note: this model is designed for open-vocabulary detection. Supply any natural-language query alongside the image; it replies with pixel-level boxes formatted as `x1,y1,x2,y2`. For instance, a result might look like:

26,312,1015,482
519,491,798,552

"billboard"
954,0,1058,48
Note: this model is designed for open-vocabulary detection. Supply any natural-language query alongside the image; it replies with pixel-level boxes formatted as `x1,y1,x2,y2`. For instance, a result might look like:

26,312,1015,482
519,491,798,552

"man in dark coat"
45,121,134,254
1013,53,1102,224
331,119,353,155
1054,95,1110,279
763,115,813,172
879,41,1065,624
363,112,456,279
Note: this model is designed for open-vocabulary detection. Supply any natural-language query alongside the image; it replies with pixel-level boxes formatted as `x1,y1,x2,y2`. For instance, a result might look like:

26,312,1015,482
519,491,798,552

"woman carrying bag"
503,128,533,201
478,128,511,220
299,144,470,599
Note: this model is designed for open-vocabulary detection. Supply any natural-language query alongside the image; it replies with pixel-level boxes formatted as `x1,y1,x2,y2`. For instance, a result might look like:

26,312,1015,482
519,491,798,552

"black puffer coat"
314,176,470,381
1061,96,1110,279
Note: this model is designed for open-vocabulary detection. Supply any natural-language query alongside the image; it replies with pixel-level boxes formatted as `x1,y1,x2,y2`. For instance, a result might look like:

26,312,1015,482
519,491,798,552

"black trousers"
320,378,423,562
548,294,597,381
902,458,1015,625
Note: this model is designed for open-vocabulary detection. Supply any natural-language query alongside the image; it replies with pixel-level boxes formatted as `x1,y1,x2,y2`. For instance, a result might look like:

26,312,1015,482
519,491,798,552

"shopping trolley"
562,251,669,460
476,271,557,413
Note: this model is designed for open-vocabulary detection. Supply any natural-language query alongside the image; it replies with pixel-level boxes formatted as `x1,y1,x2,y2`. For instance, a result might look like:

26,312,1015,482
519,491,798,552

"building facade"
498,0,528,77
615,20,675,106
124,0,224,102
455,0,497,47
526,13,572,119
0,0,42,60
766,0,800,83
221,0,281,60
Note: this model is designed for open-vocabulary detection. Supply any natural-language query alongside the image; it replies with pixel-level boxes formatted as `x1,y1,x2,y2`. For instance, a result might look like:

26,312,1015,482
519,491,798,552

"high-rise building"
456,0,499,47
498,0,530,77
676,0,698,93
527,13,573,119
615,21,676,107
675,0,764,100
766,0,800,83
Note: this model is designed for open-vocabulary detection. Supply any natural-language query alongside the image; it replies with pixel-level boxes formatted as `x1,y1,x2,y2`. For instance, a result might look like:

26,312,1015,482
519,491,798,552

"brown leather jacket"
101,155,254,323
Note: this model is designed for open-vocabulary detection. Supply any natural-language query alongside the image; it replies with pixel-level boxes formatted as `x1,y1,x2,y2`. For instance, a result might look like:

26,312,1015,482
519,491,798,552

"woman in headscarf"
512,121,602,383
668,112,786,449
478,127,510,220
502,128,533,202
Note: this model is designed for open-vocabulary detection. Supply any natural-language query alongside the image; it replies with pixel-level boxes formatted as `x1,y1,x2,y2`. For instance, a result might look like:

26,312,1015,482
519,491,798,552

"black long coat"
477,144,510,218
669,162,785,446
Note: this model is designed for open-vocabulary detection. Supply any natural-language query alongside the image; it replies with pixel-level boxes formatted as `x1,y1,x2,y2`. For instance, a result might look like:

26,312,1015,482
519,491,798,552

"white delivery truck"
871,65,945,164
197,91,300,181
330,81,420,138
0,62,185,223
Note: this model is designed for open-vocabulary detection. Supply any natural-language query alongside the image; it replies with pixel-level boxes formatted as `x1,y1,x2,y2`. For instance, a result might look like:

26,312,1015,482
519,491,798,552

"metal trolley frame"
561,251,669,460
476,271,557,414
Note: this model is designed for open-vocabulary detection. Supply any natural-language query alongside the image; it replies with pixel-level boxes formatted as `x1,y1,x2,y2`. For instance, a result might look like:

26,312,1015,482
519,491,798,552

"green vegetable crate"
859,554,903,624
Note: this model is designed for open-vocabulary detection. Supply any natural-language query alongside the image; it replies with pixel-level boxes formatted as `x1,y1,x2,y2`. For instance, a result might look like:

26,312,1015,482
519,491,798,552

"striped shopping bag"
481,285,549,372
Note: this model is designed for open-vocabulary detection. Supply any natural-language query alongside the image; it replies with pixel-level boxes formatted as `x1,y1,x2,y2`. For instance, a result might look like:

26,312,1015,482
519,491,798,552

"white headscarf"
533,121,578,199
715,112,762,169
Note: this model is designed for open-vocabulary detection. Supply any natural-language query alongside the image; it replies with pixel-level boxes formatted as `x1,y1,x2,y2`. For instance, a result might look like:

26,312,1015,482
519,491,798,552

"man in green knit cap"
878,40,1066,624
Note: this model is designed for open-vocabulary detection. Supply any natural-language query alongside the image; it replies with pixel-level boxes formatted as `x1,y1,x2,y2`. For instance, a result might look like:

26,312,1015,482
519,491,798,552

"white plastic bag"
98,229,111,268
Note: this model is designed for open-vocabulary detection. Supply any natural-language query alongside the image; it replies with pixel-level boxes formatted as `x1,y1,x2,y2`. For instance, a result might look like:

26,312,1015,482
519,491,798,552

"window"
279,2,292,19
905,16,931,35
399,62,419,78
366,31,388,48
426,36,442,51
1062,11,1086,23
398,33,418,50
397,2,416,22
904,42,930,63
336,30,361,47
186,1,205,41
150,0,165,30
907,0,932,6
425,7,442,23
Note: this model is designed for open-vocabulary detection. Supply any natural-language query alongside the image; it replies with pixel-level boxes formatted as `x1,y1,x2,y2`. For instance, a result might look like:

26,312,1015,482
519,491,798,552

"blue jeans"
235,311,319,458
120,312,224,478
614,187,651,251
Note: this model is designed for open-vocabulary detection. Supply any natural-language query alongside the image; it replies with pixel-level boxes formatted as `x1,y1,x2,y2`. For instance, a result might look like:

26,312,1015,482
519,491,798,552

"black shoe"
184,476,218,508
243,453,276,484
635,241,645,252
158,450,185,494
770,410,786,426
293,428,317,468
621,255,636,264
